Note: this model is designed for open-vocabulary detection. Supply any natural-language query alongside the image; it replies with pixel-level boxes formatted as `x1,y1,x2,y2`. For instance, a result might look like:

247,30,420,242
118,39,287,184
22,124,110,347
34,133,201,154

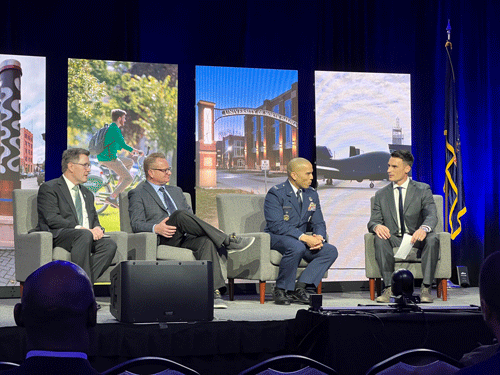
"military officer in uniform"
264,157,338,305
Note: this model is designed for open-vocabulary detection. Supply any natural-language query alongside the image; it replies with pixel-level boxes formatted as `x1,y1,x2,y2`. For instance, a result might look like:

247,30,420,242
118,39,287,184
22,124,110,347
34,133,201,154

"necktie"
159,187,176,215
297,189,303,211
73,185,83,225
397,186,405,235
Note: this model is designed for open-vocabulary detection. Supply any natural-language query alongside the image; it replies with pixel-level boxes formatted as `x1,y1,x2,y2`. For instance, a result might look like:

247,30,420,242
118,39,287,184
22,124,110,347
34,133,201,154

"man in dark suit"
34,148,116,284
128,152,254,309
3,260,100,375
367,150,438,303
264,157,338,305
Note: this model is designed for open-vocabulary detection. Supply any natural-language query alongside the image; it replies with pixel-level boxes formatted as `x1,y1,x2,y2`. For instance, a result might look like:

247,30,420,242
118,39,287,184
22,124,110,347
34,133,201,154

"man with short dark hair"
367,150,439,303
455,252,500,374
264,157,338,305
2,261,99,374
97,109,143,208
128,152,254,309
35,148,116,283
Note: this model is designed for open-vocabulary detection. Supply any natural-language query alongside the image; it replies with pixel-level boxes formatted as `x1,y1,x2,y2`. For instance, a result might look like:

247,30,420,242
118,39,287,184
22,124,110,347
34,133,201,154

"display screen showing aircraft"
316,145,390,188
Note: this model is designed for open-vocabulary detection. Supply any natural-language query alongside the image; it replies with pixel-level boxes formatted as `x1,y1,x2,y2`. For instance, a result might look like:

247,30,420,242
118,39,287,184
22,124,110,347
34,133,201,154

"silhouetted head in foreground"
480,251,500,341
14,261,98,353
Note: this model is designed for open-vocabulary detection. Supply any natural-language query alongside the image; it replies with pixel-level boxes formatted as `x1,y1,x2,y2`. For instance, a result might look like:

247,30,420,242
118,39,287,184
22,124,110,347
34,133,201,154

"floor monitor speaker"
110,260,214,323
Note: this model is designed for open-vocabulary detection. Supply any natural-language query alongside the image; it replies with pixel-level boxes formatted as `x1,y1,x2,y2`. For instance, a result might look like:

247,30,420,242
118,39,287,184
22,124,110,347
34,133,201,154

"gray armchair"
119,192,227,279
216,193,325,304
364,194,451,301
119,192,196,261
13,189,127,285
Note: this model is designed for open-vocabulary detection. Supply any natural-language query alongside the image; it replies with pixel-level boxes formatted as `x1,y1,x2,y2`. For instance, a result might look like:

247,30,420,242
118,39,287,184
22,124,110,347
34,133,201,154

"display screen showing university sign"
195,66,298,228
220,108,297,127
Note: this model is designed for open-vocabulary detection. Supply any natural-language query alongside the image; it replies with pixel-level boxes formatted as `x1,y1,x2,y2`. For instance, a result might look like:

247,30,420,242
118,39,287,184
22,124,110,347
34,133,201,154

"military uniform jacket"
264,180,327,240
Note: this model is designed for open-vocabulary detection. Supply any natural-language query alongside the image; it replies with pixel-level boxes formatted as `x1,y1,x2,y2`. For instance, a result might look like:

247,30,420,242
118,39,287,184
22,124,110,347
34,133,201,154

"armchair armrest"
435,231,452,278
126,232,158,261
14,231,54,282
227,232,273,281
364,232,381,278
106,231,128,264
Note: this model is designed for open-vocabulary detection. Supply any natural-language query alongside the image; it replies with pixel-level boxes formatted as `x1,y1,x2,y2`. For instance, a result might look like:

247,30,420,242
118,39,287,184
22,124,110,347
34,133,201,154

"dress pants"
270,235,338,291
52,228,117,283
158,210,227,290
374,232,439,287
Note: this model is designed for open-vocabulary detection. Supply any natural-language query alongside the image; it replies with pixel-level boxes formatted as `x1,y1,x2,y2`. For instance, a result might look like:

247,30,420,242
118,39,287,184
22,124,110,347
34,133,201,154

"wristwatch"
420,226,430,233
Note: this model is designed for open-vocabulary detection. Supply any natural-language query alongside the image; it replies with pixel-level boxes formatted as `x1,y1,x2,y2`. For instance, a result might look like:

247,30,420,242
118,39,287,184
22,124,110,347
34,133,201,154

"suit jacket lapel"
285,180,301,215
81,188,95,225
144,181,169,214
386,183,399,228
404,180,416,214
57,176,79,221
164,185,180,209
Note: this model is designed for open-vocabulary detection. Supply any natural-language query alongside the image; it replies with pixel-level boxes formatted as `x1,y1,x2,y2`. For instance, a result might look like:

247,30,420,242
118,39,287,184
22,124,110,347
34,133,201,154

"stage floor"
0,285,480,325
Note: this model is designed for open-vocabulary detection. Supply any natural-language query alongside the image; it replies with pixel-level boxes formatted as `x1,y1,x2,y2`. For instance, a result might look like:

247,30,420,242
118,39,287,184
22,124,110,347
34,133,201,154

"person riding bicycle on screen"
97,109,143,208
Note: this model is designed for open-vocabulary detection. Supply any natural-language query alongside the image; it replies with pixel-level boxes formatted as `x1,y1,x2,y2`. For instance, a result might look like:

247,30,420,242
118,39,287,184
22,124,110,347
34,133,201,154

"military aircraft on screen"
316,145,391,188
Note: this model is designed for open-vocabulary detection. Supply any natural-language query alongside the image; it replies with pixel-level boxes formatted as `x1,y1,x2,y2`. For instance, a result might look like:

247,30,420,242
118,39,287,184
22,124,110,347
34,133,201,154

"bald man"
5,261,99,375
264,158,338,305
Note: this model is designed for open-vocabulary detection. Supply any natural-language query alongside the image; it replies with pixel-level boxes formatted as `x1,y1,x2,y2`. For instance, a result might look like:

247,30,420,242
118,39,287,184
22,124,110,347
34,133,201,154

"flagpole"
444,21,451,234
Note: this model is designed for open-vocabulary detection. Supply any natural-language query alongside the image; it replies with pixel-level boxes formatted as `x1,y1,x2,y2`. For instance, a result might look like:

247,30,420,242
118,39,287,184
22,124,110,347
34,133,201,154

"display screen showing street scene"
315,71,411,281
195,66,298,227
0,54,46,256
67,59,178,232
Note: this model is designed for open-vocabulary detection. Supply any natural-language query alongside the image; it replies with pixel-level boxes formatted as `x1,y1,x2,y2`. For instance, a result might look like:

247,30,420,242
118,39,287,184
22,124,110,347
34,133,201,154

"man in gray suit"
128,152,253,309
367,150,438,303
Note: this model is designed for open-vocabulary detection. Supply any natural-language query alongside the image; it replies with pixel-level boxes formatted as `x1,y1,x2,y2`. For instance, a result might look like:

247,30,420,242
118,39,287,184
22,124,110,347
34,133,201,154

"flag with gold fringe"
444,21,466,240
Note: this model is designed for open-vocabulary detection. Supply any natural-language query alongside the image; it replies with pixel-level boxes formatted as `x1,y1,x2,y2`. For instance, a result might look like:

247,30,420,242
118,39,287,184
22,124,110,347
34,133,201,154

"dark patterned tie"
397,186,405,235
159,186,176,215
73,185,83,225
297,189,303,211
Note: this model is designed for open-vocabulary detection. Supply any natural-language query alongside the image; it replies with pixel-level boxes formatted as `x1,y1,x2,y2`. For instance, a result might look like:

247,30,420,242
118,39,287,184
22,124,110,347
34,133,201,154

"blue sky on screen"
196,66,297,141
315,71,411,158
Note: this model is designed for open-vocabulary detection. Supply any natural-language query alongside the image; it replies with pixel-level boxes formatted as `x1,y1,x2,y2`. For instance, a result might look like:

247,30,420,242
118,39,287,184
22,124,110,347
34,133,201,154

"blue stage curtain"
2,0,499,284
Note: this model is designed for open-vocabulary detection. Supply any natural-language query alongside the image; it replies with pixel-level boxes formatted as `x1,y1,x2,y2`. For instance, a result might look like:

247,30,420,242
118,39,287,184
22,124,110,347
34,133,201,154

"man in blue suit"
264,157,338,305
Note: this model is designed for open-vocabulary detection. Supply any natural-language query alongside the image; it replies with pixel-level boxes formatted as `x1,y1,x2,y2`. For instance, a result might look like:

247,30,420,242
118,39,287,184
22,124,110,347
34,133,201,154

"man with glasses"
34,148,117,284
128,152,254,309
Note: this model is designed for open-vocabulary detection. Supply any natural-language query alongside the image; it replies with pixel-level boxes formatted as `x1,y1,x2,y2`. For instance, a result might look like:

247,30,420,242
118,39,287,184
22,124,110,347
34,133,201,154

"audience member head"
479,251,500,339
144,152,171,185
287,157,314,190
14,261,98,353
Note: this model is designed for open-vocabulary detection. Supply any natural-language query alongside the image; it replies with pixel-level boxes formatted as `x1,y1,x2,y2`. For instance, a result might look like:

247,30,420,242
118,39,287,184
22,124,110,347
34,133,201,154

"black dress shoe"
288,288,310,304
273,288,291,305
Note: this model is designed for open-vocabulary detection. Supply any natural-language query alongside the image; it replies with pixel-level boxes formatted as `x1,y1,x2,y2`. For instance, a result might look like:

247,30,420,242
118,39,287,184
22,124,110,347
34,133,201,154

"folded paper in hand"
394,234,413,260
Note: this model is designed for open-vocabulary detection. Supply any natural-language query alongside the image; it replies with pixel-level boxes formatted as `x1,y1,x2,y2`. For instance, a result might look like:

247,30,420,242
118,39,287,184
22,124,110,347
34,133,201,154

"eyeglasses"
152,167,171,173
73,162,91,169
